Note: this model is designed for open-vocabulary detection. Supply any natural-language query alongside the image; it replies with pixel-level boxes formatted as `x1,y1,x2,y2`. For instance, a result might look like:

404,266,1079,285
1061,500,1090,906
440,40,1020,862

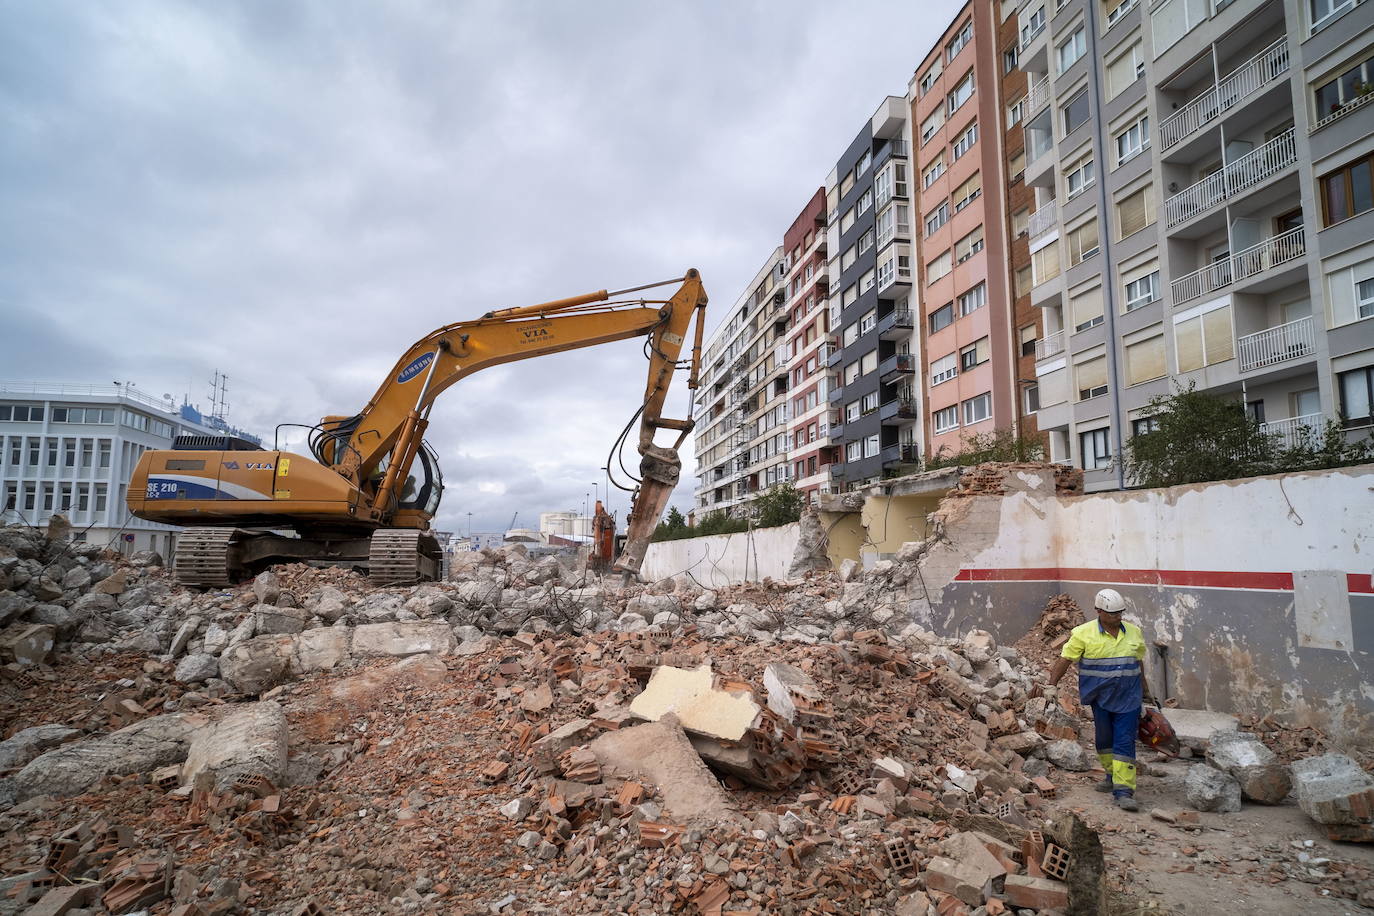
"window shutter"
1126,335,1165,385
1075,356,1107,399
1071,287,1104,330
1175,316,1203,372
1032,242,1061,282
1203,305,1234,365
1118,190,1147,238
975,337,991,363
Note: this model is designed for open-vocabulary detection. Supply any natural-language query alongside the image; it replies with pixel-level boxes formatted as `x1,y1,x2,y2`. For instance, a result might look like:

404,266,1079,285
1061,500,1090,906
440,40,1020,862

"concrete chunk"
1206,731,1291,804
924,855,991,907
0,725,80,771
181,701,289,792
14,714,197,799
1005,874,1070,910
1292,753,1374,826
589,717,735,823
351,621,456,658
291,627,352,674
1185,763,1242,813
219,634,295,695
1164,709,1239,752
630,664,760,742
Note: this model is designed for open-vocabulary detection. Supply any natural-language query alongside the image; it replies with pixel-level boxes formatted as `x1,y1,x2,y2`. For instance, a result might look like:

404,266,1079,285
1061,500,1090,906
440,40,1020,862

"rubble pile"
3,521,1374,913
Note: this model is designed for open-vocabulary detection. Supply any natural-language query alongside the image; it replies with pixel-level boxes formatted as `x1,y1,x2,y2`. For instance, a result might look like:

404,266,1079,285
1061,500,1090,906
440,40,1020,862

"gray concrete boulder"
219,634,296,694
129,549,164,568
28,603,87,633
1044,739,1093,772
351,621,455,658
72,591,116,615
1164,709,1239,752
59,566,91,591
1292,753,1374,826
181,702,288,791
0,592,32,627
14,714,198,799
309,585,352,623
0,725,80,771
174,653,220,684
291,627,352,674
252,571,281,605
1206,731,1291,804
1185,763,1242,813
787,507,832,578
253,602,309,636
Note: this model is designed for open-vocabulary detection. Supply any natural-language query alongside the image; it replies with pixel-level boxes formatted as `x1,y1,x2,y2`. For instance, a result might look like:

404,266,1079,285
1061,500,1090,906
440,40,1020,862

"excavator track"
174,528,239,588
369,529,440,585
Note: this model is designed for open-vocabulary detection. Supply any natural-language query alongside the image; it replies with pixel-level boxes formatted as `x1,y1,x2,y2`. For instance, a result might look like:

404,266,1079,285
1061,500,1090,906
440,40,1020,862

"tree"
750,482,803,528
925,427,1045,470
694,509,748,537
650,506,690,542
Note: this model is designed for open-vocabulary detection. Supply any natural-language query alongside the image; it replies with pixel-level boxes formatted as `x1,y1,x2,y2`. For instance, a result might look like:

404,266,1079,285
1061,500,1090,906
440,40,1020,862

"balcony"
1028,203,1057,238
880,397,918,424
1026,76,1051,114
1019,19,1045,52
877,260,912,296
1164,129,1297,229
879,353,916,384
878,309,914,341
825,345,843,368
828,384,844,404
882,443,921,466
1158,39,1290,152
1035,330,1065,360
1171,227,1306,305
1261,412,1324,450
1237,315,1315,374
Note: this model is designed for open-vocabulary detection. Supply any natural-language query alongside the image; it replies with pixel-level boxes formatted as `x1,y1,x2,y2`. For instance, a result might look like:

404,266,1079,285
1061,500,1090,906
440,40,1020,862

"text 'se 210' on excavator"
125,271,709,586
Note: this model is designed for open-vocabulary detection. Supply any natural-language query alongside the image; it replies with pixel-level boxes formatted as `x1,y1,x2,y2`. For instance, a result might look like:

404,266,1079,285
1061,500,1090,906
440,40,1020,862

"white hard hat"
1094,588,1125,613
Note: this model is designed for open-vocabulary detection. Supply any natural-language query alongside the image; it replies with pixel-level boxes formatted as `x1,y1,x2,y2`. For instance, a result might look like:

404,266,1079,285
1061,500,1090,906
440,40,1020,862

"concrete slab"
1162,709,1239,751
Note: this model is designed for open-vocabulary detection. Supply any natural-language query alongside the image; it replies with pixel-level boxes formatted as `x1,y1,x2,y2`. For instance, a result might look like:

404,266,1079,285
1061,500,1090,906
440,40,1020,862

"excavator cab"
397,442,443,516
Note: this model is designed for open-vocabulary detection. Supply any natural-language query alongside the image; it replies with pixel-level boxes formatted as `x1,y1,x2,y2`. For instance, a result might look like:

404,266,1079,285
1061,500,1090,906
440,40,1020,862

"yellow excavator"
127,271,709,586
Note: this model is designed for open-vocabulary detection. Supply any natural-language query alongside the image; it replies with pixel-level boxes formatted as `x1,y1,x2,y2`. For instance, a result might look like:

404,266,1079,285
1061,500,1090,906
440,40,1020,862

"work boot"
1114,793,1139,812
1095,775,1114,793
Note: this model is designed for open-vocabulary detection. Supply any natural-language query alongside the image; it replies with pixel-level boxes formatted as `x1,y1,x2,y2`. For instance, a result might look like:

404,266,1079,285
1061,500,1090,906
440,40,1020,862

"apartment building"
691,249,788,515
0,382,262,554
1018,0,1374,489
910,3,1021,461
826,96,922,489
782,188,840,503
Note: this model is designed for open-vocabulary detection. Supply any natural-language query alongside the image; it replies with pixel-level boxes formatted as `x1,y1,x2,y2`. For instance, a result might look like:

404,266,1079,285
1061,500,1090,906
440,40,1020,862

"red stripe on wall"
952,568,1374,594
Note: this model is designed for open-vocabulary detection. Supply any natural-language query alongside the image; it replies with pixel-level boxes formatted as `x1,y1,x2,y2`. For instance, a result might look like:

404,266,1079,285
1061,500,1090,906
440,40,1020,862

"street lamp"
466,511,472,539
592,481,599,512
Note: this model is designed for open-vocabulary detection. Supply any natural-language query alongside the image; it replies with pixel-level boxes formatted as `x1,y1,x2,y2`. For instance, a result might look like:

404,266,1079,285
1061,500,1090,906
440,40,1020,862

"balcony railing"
1164,128,1296,228
879,309,914,337
1261,412,1324,450
1238,315,1315,373
1159,39,1289,151
1028,203,1057,238
879,353,916,383
1171,227,1306,305
1026,76,1051,114
1035,330,1065,360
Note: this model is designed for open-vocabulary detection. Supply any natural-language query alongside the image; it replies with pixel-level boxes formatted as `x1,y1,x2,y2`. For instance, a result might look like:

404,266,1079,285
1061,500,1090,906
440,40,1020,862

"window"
1021,6,1046,45
926,201,950,236
1008,96,1026,127
1065,154,1094,198
1012,207,1030,237
1358,277,1374,319
923,155,946,188
845,361,861,385
919,58,943,96
955,226,984,264
962,393,992,424
98,442,111,468
1009,149,1025,181
841,244,857,272
856,150,872,177
1106,0,1138,27
846,400,861,422
953,172,981,212
874,162,906,207
948,20,973,61
1116,186,1154,238
1315,54,1374,119
1132,416,1160,437
1125,334,1166,385
929,302,955,333
842,283,858,307
1057,26,1085,73
864,434,881,458
947,71,975,114
859,269,875,294
1320,154,1374,226
1124,267,1160,311
1174,303,1234,372
842,323,859,347
960,337,991,371
859,309,877,334
1076,355,1108,400
846,441,862,462
927,250,952,284
1106,42,1144,99
1020,324,1038,357
1339,366,1373,427
1062,89,1090,134
959,282,987,315
1071,286,1104,332
953,122,977,160
932,353,958,385
1032,241,1061,285
1079,427,1112,470
1114,114,1150,165
856,188,873,217
876,203,909,247
1016,264,1033,297
861,391,879,414
857,228,874,256
922,108,946,145
933,405,960,433
1312,0,1357,31
1025,383,1040,412
1,405,43,422
94,483,108,512
1004,46,1019,73
1067,220,1099,266
860,350,878,375
840,207,856,234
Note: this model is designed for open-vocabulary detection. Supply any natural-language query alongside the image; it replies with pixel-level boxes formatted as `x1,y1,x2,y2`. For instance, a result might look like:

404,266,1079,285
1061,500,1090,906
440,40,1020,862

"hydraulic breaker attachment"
613,444,681,577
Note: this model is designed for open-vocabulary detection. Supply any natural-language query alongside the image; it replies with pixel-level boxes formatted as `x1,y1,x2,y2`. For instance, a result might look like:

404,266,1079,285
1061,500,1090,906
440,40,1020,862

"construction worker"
1045,588,1154,812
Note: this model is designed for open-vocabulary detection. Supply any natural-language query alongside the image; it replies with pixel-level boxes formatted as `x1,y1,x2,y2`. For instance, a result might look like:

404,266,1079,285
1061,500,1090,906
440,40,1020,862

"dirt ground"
1053,758,1374,915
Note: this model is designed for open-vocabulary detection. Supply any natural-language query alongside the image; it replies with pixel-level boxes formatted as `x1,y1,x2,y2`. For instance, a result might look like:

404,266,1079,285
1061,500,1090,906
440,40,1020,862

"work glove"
1043,685,1060,708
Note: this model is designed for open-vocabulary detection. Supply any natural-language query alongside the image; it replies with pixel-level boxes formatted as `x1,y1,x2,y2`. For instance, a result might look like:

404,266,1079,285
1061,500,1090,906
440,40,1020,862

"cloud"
0,0,950,535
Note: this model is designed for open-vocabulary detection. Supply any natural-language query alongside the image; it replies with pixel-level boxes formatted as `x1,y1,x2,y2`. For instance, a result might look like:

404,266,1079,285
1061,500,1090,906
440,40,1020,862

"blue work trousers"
1091,702,1140,796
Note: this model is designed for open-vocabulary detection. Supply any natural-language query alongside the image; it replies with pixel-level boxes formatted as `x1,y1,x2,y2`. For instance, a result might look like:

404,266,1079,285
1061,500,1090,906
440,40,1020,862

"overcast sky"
0,0,956,536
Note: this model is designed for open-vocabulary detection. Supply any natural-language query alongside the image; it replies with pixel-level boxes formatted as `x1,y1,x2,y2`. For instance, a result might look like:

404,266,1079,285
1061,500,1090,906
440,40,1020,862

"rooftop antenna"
207,370,230,424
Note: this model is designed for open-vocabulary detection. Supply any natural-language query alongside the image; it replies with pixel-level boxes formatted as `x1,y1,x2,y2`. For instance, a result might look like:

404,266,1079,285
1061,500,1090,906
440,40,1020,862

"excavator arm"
326,269,709,574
